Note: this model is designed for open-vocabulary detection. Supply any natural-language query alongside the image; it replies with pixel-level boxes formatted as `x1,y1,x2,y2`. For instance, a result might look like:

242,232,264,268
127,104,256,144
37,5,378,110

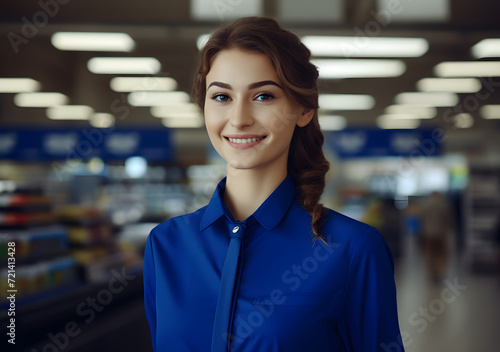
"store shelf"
0,265,145,351
464,166,500,274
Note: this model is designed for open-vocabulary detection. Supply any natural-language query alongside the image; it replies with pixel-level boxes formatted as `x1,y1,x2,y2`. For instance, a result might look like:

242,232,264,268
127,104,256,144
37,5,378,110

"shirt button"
232,225,240,233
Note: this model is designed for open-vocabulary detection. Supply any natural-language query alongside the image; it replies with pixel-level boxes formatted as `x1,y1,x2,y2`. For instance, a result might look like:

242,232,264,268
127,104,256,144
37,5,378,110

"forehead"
206,48,279,86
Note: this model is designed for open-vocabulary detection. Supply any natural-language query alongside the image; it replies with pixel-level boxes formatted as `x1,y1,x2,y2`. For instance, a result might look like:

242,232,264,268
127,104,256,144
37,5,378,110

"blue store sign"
326,128,444,158
0,128,174,162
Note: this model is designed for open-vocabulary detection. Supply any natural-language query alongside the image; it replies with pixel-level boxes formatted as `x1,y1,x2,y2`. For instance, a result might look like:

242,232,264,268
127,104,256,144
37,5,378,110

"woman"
143,17,404,352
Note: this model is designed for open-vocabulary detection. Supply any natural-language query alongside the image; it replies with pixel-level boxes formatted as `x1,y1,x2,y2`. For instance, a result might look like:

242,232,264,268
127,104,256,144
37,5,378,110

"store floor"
395,235,500,352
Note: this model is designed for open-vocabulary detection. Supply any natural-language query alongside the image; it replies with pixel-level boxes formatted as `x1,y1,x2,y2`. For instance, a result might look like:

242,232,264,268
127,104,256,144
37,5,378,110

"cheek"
204,111,223,137
265,111,299,135
261,103,299,132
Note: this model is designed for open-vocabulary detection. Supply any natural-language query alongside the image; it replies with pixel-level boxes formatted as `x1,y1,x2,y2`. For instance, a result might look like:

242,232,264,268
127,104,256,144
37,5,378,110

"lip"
223,135,267,150
224,134,266,139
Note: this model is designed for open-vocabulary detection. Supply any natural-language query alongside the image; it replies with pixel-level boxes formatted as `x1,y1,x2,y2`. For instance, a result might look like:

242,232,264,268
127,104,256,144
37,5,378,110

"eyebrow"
207,80,282,90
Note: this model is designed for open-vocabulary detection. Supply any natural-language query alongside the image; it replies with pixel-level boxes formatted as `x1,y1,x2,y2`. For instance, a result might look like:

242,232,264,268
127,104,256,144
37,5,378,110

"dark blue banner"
325,128,444,158
0,127,174,162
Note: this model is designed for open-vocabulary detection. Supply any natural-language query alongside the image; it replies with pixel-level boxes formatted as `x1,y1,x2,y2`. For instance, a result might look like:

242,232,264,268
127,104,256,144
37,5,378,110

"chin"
226,160,258,171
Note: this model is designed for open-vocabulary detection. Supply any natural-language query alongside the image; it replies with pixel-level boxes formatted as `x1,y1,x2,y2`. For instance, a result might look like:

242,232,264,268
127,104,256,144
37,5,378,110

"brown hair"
191,17,330,241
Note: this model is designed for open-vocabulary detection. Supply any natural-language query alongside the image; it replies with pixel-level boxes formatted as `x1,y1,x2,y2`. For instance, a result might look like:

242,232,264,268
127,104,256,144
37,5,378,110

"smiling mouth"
225,136,266,144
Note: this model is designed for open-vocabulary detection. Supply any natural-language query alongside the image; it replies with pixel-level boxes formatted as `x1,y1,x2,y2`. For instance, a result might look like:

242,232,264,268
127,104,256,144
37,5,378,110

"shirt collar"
200,174,297,232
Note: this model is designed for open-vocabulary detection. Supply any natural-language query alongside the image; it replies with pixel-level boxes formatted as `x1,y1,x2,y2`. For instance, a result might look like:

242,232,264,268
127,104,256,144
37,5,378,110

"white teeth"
228,136,265,144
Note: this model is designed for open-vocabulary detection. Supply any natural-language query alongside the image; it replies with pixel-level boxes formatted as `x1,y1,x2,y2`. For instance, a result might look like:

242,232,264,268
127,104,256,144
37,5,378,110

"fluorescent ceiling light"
377,0,449,22
416,78,481,93
378,113,423,120
90,113,115,128
471,39,500,59
480,105,500,119
128,91,191,106
0,78,41,93
318,115,347,131
377,115,421,129
110,77,177,92
303,36,428,57
434,61,500,77
395,92,459,107
190,0,262,21
312,59,405,78
52,32,135,52
14,92,68,107
46,105,94,120
161,111,201,119
452,113,474,129
197,34,210,50
151,103,200,118
385,105,437,119
162,117,204,128
319,94,375,110
278,0,343,23
88,57,161,74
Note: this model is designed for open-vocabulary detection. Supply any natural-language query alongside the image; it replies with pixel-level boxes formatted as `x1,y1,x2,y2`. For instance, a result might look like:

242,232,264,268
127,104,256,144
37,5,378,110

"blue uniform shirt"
143,174,404,351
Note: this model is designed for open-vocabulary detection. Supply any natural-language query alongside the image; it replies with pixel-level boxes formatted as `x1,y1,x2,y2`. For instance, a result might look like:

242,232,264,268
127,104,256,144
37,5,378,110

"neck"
222,163,287,222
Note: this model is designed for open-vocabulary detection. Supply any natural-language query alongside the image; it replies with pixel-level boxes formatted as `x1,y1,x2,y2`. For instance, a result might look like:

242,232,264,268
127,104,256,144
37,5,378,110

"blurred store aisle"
395,235,500,352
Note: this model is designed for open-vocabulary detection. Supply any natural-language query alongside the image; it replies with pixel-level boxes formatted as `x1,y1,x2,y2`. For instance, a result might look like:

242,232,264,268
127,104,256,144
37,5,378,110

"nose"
229,99,254,129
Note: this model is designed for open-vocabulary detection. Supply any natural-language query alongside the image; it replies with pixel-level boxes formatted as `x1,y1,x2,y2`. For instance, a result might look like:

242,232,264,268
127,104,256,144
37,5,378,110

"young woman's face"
204,48,313,172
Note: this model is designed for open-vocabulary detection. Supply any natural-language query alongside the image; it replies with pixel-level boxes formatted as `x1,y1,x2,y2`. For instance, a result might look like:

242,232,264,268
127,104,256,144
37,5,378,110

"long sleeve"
338,228,404,351
143,232,157,352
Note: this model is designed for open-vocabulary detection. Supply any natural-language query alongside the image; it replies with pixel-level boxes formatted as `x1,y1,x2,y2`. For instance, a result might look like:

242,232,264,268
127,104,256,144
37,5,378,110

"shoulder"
288,202,383,244
323,208,376,235
322,208,379,240
148,205,207,240
321,208,392,261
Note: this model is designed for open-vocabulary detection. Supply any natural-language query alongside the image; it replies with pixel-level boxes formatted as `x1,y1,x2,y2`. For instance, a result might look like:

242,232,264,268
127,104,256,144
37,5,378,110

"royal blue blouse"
143,174,404,351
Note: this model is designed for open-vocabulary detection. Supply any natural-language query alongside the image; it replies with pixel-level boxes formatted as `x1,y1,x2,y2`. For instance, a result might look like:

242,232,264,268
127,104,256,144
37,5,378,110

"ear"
296,108,315,127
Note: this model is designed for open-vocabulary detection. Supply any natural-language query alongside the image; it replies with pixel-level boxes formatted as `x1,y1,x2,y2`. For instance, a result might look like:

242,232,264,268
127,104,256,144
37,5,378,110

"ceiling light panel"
197,34,211,50
90,113,115,128
319,94,375,110
14,92,68,107
0,78,41,93
162,117,204,128
46,105,94,120
471,39,500,59
377,115,421,129
312,59,405,78
377,0,450,22
88,57,161,74
385,105,437,119
480,105,500,119
190,0,262,20
318,115,347,131
278,0,343,23
128,91,191,106
303,36,428,57
434,61,500,77
52,32,135,52
110,77,177,92
395,92,459,107
452,113,474,128
151,103,201,118
416,78,481,93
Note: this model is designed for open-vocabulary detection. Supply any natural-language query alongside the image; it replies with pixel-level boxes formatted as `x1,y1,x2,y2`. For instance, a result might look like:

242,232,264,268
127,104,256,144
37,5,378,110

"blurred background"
0,0,499,351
